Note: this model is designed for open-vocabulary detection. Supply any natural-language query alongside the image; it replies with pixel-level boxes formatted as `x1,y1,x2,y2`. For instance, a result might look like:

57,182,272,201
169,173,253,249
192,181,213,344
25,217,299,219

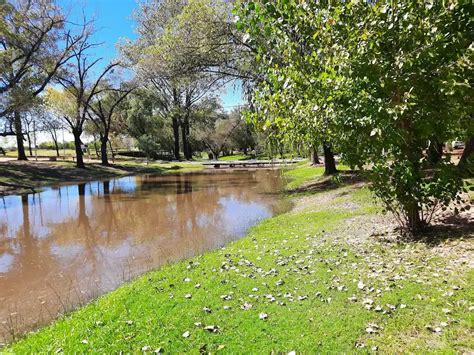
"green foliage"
236,0,472,233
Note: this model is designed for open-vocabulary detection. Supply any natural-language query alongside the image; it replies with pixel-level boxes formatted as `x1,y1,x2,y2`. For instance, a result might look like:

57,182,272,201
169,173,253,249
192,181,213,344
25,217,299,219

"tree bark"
323,142,337,175
100,136,108,165
458,136,473,172
172,116,180,160
14,111,27,160
404,199,422,235
310,146,320,165
54,139,60,157
26,132,33,157
181,122,189,160
73,129,85,169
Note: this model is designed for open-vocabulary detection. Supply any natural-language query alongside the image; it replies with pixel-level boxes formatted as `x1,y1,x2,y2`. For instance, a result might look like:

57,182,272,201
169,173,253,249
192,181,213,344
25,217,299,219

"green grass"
118,160,204,174
4,163,473,353
218,154,251,161
283,161,351,190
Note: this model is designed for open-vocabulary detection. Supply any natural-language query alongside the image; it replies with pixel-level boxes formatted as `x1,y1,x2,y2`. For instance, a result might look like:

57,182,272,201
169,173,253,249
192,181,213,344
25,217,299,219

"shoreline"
4,163,473,352
0,160,205,196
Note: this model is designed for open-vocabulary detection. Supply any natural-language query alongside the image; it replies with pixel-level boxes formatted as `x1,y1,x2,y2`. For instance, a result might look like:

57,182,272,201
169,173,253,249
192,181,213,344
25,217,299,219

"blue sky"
57,0,243,109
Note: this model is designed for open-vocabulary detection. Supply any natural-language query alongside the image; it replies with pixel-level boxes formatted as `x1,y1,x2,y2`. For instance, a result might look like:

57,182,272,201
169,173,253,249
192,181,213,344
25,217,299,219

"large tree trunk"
310,146,320,165
459,136,473,172
73,129,85,169
323,142,337,175
172,116,180,160
100,136,108,166
14,111,27,161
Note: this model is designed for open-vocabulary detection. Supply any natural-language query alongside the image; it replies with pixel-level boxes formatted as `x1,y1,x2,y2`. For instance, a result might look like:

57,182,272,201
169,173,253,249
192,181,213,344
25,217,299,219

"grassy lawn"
283,161,351,190
218,154,251,161
5,164,473,353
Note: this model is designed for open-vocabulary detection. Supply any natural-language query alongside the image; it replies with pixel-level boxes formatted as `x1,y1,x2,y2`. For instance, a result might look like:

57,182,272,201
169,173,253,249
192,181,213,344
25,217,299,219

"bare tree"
1,0,89,160
55,31,119,168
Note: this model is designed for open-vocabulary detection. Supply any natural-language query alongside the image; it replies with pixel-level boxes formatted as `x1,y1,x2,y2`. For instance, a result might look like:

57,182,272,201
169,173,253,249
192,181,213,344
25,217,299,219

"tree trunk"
73,129,85,169
427,138,443,165
26,132,33,157
108,140,115,162
323,142,337,175
172,116,180,160
53,138,60,157
311,146,320,165
14,111,27,161
404,199,422,235
181,122,189,160
186,119,192,159
100,136,109,166
458,136,473,172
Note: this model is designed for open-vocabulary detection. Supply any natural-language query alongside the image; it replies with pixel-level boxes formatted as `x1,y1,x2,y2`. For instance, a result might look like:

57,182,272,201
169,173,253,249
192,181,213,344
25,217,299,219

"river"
0,169,288,342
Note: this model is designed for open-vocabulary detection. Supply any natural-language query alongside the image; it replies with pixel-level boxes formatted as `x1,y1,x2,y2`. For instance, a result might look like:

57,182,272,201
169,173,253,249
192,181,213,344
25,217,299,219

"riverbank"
4,164,474,352
0,160,204,196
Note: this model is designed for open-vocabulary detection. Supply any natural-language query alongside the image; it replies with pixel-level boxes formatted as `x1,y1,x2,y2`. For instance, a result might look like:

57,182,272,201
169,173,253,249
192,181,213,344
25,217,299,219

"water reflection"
0,170,288,341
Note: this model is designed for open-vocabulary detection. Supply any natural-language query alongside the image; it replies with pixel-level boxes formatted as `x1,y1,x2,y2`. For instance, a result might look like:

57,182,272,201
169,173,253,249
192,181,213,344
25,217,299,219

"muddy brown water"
0,169,289,342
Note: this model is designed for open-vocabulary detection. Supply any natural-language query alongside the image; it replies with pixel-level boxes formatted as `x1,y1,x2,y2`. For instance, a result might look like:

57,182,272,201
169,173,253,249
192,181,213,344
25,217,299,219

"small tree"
37,107,64,157
87,83,134,165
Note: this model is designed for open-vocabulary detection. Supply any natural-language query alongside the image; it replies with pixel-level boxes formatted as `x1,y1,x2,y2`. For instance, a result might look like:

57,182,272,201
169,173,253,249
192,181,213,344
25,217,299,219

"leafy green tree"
236,1,472,234
236,0,339,174
121,0,242,160
121,89,175,159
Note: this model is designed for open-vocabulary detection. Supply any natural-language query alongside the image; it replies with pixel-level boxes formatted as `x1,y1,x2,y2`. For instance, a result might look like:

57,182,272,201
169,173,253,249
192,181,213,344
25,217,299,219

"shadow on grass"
417,214,474,246
287,171,366,195
373,211,474,247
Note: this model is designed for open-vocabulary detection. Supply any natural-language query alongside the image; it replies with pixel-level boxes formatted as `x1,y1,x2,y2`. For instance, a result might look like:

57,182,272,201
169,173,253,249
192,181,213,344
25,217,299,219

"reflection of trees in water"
0,171,285,339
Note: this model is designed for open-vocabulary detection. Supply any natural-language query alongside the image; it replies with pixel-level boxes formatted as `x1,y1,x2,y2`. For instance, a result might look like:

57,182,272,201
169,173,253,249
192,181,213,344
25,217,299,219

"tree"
37,107,64,157
0,0,87,160
193,98,243,159
236,0,339,174
236,1,472,234
87,81,134,165
227,107,256,155
121,0,235,161
53,30,119,168
120,89,175,160
335,1,472,233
